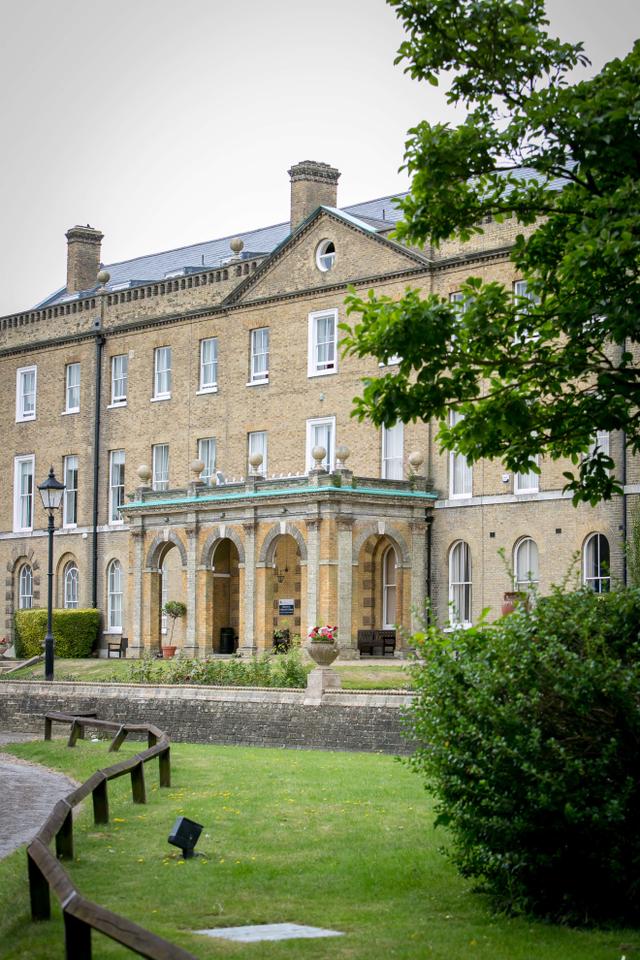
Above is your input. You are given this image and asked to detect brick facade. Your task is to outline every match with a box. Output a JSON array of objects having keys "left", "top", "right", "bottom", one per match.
[{"left": 0, "top": 162, "right": 633, "bottom": 654}]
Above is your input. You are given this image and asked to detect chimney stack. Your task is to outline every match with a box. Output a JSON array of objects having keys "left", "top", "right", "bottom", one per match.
[
  {"left": 65, "top": 224, "right": 104, "bottom": 294},
  {"left": 288, "top": 161, "right": 341, "bottom": 233}
]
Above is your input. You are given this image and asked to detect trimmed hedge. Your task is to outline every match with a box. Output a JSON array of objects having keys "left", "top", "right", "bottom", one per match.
[
  {"left": 407, "top": 587, "right": 640, "bottom": 925},
  {"left": 15, "top": 608, "right": 100, "bottom": 659}
]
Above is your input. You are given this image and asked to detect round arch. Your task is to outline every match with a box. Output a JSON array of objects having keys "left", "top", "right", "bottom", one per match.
[
  {"left": 352, "top": 522, "right": 411, "bottom": 566},
  {"left": 258, "top": 522, "right": 308, "bottom": 565},
  {"left": 200, "top": 526, "right": 245, "bottom": 567},
  {"left": 145, "top": 531, "right": 187, "bottom": 570}
]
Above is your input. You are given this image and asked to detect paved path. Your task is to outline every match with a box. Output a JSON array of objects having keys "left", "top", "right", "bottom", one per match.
[{"left": 0, "top": 732, "right": 76, "bottom": 860}]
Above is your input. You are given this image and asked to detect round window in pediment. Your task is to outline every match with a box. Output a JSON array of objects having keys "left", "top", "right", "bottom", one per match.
[{"left": 316, "top": 239, "right": 335, "bottom": 272}]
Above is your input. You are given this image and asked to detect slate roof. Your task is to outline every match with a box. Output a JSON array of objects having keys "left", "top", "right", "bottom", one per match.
[{"left": 36, "top": 192, "right": 408, "bottom": 309}]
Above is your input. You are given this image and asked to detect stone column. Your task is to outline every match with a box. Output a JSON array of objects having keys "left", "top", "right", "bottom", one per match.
[
  {"left": 183, "top": 522, "right": 199, "bottom": 658},
  {"left": 239, "top": 520, "right": 257, "bottom": 656},
  {"left": 409, "top": 520, "right": 428, "bottom": 635},
  {"left": 129, "top": 527, "right": 145, "bottom": 658},
  {"left": 305, "top": 517, "right": 321, "bottom": 634},
  {"left": 336, "top": 515, "right": 354, "bottom": 658}
]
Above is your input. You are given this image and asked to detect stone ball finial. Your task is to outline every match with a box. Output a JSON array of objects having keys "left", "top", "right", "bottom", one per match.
[
  {"left": 248, "top": 452, "right": 264, "bottom": 471},
  {"left": 230, "top": 237, "right": 244, "bottom": 255},
  {"left": 97, "top": 269, "right": 110, "bottom": 286},
  {"left": 311, "top": 446, "right": 326, "bottom": 467},
  {"left": 335, "top": 444, "right": 350, "bottom": 467},
  {"left": 408, "top": 451, "right": 425, "bottom": 471},
  {"left": 137, "top": 464, "right": 151, "bottom": 484},
  {"left": 190, "top": 459, "right": 205, "bottom": 480}
]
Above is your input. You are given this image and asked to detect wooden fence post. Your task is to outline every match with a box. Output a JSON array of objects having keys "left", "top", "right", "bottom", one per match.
[
  {"left": 108, "top": 725, "right": 127, "bottom": 752},
  {"left": 55, "top": 806, "right": 74, "bottom": 861},
  {"left": 44, "top": 716, "right": 52, "bottom": 741},
  {"left": 63, "top": 910, "right": 92, "bottom": 960},
  {"left": 92, "top": 779, "right": 109, "bottom": 825},
  {"left": 130, "top": 762, "right": 146, "bottom": 804},
  {"left": 67, "top": 720, "right": 81, "bottom": 748},
  {"left": 159, "top": 747, "right": 171, "bottom": 788},
  {"left": 27, "top": 850, "right": 50, "bottom": 921}
]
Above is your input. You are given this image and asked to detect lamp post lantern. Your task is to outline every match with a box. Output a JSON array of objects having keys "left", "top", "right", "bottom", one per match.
[{"left": 38, "top": 467, "right": 65, "bottom": 681}]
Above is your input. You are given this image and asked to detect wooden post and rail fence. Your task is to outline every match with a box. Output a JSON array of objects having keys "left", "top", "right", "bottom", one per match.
[{"left": 26, "top": 711, "right": 197, "bottom": 960}]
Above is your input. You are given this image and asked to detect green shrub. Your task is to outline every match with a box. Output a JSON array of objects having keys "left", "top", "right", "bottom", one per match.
[
  {"left": 407, "top": 588, "right": 640, "bottom": 925},
  {"left": 125, "top": 650, "right": 308, "bottom": 689},
  {"left": 14, "top": 608, "right": 100, "bottom": 659}
]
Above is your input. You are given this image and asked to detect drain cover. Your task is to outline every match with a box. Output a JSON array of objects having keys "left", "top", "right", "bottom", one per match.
[{"left": 194, "top": 923, "right": 344, "bottom": 942}]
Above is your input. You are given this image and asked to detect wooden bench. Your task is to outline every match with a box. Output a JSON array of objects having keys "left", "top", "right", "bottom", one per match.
[
  {"left": 106, "top": 636, "right": 128, "bottom": 659},
  {"left": 357, "top": 629, "right": 396, "bottom": 658}
]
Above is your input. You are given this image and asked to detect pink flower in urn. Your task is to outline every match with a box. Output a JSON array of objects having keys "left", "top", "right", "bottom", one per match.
[{"left": 308, "top": 625, "right": 337, "bottom": 643}]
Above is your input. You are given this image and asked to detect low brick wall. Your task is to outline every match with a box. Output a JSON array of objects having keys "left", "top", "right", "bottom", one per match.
[{"left": 0, "top": 681, "right": 415, "bottom": 755}]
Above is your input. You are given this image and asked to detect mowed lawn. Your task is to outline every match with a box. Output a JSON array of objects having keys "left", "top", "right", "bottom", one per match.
[
  {"left": 2, "top": 657, "right": 412, "bottom": 689},
  {"left": 1, "top": 740, "right": 636, "bottom": 960}
]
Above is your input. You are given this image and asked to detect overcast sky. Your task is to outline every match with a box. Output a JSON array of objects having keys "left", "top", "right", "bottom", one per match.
[{"left": 0, "top": 0, "right": 638, "bottom": 316}]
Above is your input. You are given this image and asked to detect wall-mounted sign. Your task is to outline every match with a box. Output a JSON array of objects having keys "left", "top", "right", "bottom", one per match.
[{"left": 278, "top": 599, "right": 295, "bottom": 616}]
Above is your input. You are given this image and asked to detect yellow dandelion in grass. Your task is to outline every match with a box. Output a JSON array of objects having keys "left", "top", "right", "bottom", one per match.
[
  {"left": 113, "top": 817, "right": 126, "bottom": 823},
  {"left": 219, "top": 858, "right": 225, "bottom": 864},
  {"left": 137, "top": 858, "right": 145, "bottom": 863}
]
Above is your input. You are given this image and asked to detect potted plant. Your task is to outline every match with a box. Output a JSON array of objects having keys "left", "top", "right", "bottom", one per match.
[
  {"left": 162, "top": 600, "right": 186, "bottom": 658},
  {"left": 306, "top": 624, "right": 339, "bottom": 666}
]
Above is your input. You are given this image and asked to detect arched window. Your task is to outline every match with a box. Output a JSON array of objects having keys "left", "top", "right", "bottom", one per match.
[
  {"left": 382, "top": 546, "right": 397, "bottom": 628},
  {"left": 18, "top": 564, "right": 33, "bottom": 609},
  {"left": 63, "top": 563, "right": 79, "bottom": 609},
  {"left": 514, "top": 538, "right": 539, "bottom": 593},
  {"left": 449, "top": 541, "right": 472, "bottom": 625},
  {"left": 107, "top": 560, "right": 123, "bottom": 630},
  {"left": 583, "top": 534, "right": 610, "bottom": 593}
]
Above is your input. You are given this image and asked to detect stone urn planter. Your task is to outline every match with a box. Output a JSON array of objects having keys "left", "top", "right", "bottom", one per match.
[{"left": 306, "top": 640, "right": 339, "bottom": 667}]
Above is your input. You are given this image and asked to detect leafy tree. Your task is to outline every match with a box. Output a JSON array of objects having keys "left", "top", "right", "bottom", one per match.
[{"left": 342, "top": 0, "right": 640, "bottom": 505}]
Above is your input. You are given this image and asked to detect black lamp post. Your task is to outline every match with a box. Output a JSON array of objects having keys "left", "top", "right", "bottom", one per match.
[{"left": 38, "top": 467, "right": 65, "bottom": 681}]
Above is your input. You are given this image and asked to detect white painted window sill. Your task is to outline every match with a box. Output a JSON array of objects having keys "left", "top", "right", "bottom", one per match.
[
  {"left": 150, "top": 395, "right": 171, "bottom": 403},
  {"left": 197, "top": 386, "right": 218, "bottom": 395},
  {"left": 108, "top": 401, "right": 127, "bottom": 409}
]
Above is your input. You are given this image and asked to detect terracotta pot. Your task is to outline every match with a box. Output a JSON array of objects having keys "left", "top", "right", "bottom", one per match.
[
  {"left": 306, "top": 640, "right": 339, "bottom": 667},
  {"left": 501, "top": 591, "right": 528, "bottom": 616},
  {"left": 161, "top": 645, "right": 177, "bottom": 659}
]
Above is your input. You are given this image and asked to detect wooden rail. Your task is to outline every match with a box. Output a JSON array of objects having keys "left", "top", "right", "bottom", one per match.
[{"left": 26, "top": 712, "right": 196, "bottom": 959}]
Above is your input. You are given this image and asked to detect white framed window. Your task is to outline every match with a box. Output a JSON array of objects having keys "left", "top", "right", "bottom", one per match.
[
  {"left": 198, "top": 438, "right": 216, "bottom": 485},
  {"left": 306, "top": 416, "right": 335, "bottom": 472},
  {"left": 308, "top": 309, "right": 337, "bottom": 377},
  {"left": 315, "top": 239, "right": 335, "bottom": 272},
  {"left": 381, "top": 422, "right": 404, "bottom": 480},
  {"left": 449, "top": 411, "right": 472, "bottom": 498},
  {"left": 514, "top": 537, "right": 539, "bottom": 593},
  {"left": 152, "top": 444, "right": 169, "bottom": 491},
  {"left": 588, "top": 430, "right": 610, "bottom": 460},
  {"left": 65, "top": 363, "right": 80, "bottom": 413},
  {"left": 583, "top": 533, "right": 610, "bottom": 594},
  {"left": 18, "top": 564, "right": 33, "bottom": 609},
  {"left": 382, "top": 546, "right": 397, "bottom": 627},
  {"left": 16, "top": 366, "right": 37, "bottom": 422},
  {"left": 513, "top": 279, "right": 540, "bottom": 343},
  {"left": 515, "top": 457, "right": 539, "bottom": 494},
  {"left": 64, "top": 562, "right": 79, "bottom": 609},
  {"left": 111, "top": 354, "right": 128, "bottom": 405},
  {"left": 153, "top": 346, "right": 172, "bottom": 399},
  {"left": 107, "top": 559, "right": 123, "bottom": 630},
  {"left": 109, "top": 450, "right": 125, "bottom": 524},
  {"left": 449, "top": 540, "right": 472, "bottom": 626},
  {"left": 199, "top": 338, "right": 218, "bottom": 392},
  {"left": 248, "top": 431, "right": 268, "bottom": 475},
  {"left": 14, "top": 455, "right": 34, "bottom": 532},
  {"left": 249, "top": 328, "right": 269, "bottom": 383},
  {"left": 63, "top": 455, "right": 78, "bottom": 527}
]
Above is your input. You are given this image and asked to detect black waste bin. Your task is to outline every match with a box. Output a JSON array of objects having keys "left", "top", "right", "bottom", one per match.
[{"left": 220, "top": 627, "right": 235, "bottom": 654}]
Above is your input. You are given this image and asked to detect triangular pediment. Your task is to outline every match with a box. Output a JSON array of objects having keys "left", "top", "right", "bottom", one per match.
[{"left": 224, "top": 207, "right": 429, "bottom": 305}]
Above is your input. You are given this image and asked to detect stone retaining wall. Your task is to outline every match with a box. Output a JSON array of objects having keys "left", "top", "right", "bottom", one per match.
[{"left": 0, "top": 681, "right": 415, "bottom": 755}]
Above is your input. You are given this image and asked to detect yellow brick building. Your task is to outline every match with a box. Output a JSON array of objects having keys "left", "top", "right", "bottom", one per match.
[{"left": 0, "top": 161, "right": 633, "bottom": 657}]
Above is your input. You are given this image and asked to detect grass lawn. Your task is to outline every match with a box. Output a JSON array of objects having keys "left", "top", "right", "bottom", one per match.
[
  {"left": 1, "top": 740, "right": 636, "bottom": 959},
  {"left": 2, "top": 657, "right": 413, "bottom": 690}
]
